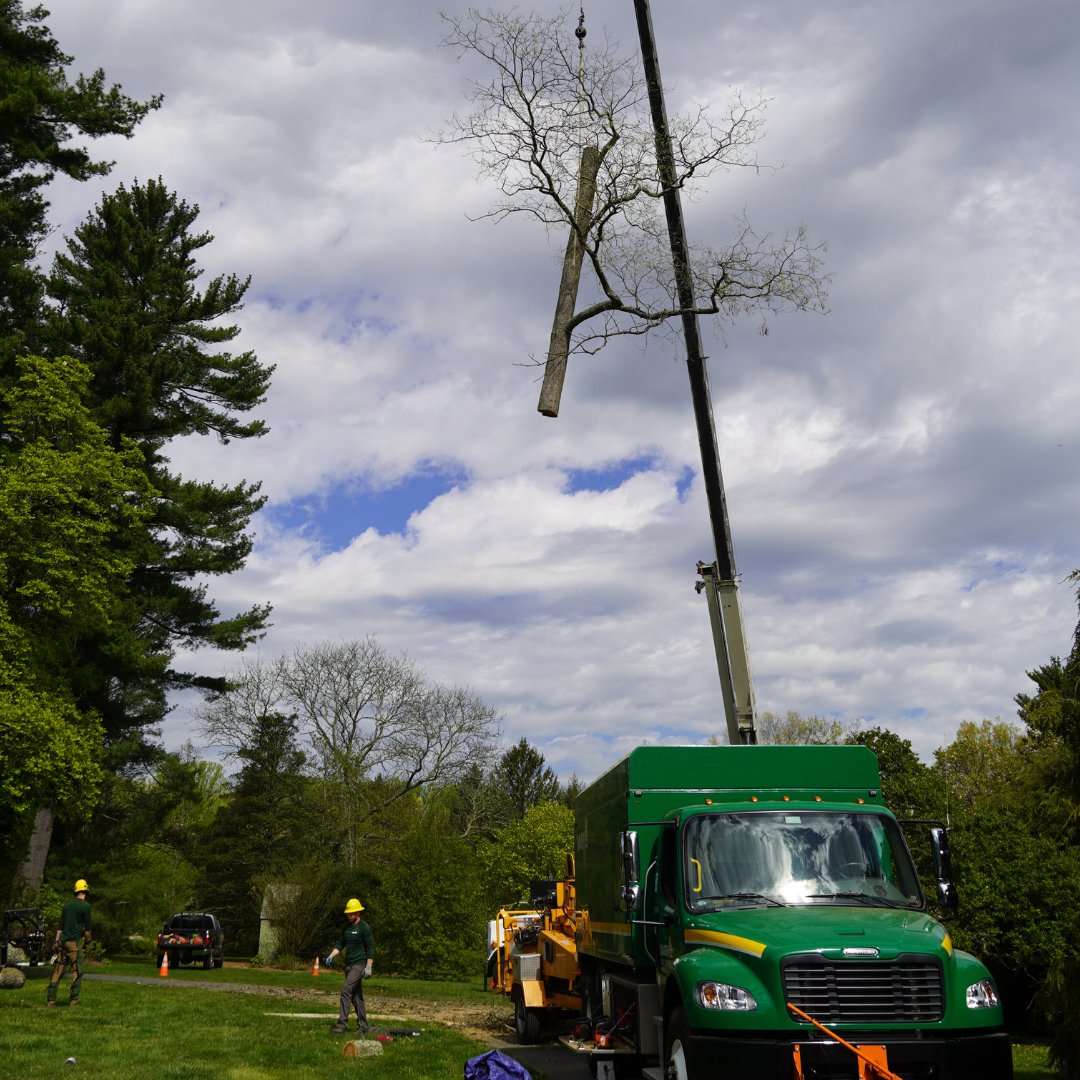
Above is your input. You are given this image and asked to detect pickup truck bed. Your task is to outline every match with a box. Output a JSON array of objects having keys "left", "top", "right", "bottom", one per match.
[{"left": 156, "top": 913, "right": 224, "bottom": 970}]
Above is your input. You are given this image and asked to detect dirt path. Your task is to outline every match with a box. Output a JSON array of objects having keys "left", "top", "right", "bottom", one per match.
[{"left": 84, "top": 973, "right": 514, "bottom": 1043}]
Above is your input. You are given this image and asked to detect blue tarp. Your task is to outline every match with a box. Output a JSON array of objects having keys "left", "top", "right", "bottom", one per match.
[{"left": 464, "top": 1048, "right": 533, "bottom": 1080}]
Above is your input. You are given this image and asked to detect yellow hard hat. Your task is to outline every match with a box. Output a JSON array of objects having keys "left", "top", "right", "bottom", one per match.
[
  {"left": 343, "top": 898, "right": 364, "bottom": 914},
  {"left": 73, "top": 879, "right": 89, "bottom": 893}
]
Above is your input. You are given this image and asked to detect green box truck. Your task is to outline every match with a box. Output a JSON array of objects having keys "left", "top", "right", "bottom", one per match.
[{"left": 572, "top": 744, "right": 1011, "bottom": 1080}]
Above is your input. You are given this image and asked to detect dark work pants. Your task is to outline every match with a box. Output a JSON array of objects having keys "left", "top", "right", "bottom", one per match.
[{"left": 337, "top": 964, "right": 368, "bottom": 1031}]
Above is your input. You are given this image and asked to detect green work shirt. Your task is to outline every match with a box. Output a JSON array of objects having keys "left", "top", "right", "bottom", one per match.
[
  {"left": 335, "top": 918, "right": 374, "bottom": 967},
  {"left": 59, "top": 897, "right": 92, "bottom": 943}
]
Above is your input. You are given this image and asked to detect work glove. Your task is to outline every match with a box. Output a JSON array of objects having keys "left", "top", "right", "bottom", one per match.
[
  {"left": 364, "top": 963, "right": 373, "bottom": 979},
  {"left": 324, "top": 955, "right": 334, "bottom": 967}
]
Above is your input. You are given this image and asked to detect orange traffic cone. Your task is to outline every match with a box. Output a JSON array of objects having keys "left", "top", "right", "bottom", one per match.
[
  {"left": 312, "top": 956, "right": 320, "bottom": 977},
  {"left": 159, "top": 952, "right": 169, "bottom": 978}
]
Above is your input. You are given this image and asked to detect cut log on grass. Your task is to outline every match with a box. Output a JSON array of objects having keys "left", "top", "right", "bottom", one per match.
[{"left": 342, "top": 1039, "right": 384, "bottom": 1058}]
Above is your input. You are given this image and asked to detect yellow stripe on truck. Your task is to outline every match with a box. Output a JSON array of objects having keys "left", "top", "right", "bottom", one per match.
[{"left": 684, "top": 928, "right": 767, "bottom": 958}]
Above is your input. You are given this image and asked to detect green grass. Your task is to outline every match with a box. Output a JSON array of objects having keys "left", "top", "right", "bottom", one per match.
[
  {"left": 0, "top": 972, "right": 491, "bottom": 1079},
  {"left": 3, "top": 963, "right": 1053, "bottom": 1079},
  {"left": 1013, "top": 1041, "right": 1053, "bottom": 1079},
  {"left": 96, "top": 956, "right": 489, "bottom": 1004}
]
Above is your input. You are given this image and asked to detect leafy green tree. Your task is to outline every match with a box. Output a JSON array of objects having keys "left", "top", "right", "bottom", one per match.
[
  {"left": 846, "top": 727, "right": 938, "bottom": 818},
  {"left": 1017, "top": 582, "right": 1080, "bottom": 819},
  {"left": 491, "top": 737, "right": 562, "bottom": 818},
  {"left": 477, "top": 800, "right": 575, "bottom": 911},
  {"left": 0, "top": 0, "right": 159, "bottom": 362},
  {"left": 1014, "top": 577, "right": 1080, "bottom": 1070},
  {"left": 375, "top": 790, "right": 486, "bottom": 978},
  {"left": 43, "top": 177, "right": 273, "bottom": 740},
  {"left": 0, "top": 353, "right": 154, "bottom": 876},
  {"left": 933, "top": 716, "right": 1080, "bottom": 1041}
]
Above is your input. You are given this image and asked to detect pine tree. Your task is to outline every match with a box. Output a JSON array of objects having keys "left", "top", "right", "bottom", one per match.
[
  {"left": 0, "top": 0, "right": 160, "bottom": 363},
  {"left": 492, "top": 738, "right": 563, "bottom": 818},
  {"left": 43, "top": 178, "right": 273, "bottom": 741}
]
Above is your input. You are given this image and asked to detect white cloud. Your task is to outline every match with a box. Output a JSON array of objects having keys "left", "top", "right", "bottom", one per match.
[{"left": 39, "top": 0, "right": 1080, "bottom": 781}]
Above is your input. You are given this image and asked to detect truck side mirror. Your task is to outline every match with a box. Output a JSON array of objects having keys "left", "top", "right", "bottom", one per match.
[
  {"left": 620, "top": 831, "right": 641, "bottom": 913},
  {"left": 929, "top": 826, "right": 959, "bottom": 916}
]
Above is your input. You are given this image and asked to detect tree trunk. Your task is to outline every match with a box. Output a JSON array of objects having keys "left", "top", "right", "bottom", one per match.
[
  {"left": 14, "top": 806, "right": 55, "bottom": 898},
  {"left": 538, "top": 145, "right": 600, "bottom": 418}
]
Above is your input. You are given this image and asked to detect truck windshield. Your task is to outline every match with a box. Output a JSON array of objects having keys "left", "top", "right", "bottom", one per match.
[{"left": 682, "top": 810, "right": 923, "bottom": 910}]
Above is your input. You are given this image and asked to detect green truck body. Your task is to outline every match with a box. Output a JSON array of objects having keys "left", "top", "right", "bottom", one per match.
[{"left": 573, "top": 744, "right": 1012, "bottom": 1079}]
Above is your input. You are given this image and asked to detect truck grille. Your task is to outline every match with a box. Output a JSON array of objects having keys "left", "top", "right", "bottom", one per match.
[{"left": 782, "top": 955, "right": 944, "bottom": 1024}]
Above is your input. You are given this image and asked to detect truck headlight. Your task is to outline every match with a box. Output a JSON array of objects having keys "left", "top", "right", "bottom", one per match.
[
  {"left": 966, "top": 979, "right": 999, "bottom": 1008},
  {"left": 697, "top": 982, "right": 757, "bottom": 1011}
]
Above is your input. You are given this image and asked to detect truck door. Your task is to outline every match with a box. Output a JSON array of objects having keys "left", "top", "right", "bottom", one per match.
[{"left": 655, "top": 824, "right": 683, "bottom": 976}]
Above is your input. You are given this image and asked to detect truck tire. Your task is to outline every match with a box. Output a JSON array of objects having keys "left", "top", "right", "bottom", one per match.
[
  {"left": 156, "top": 952, "right": 165, "bottom": 969},
  {"left": 202, "top": 952, "right": 212, "bottom": 970},
  {"left": 664, "top": 1008, "right": 696, "bottom": 1080},
  {"left": 514, "top": 996, "right": 543, "bottom": 1044}
]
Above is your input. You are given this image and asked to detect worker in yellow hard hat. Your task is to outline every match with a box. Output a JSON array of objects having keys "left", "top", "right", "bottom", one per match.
[
  {"left": 47, "top": 879, "right": 92, "bottom": 1008},
  {"left": 325, "top": 897, "right": 374, "bottom": 1034}
]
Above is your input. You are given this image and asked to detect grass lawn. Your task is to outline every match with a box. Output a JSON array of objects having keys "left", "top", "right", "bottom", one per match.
[
  {"left": 1, "top": 962, "right": 1053, "bottom": 1079},
  {"left": 0, "top": 968, "right": 492, "bottom": 1079},
  {"left": 96, "top": 955, "right": 489, "bottom": 1003},
  {"left": 1013, "top": 1042, "right": 1053, "bottom": 1079}
]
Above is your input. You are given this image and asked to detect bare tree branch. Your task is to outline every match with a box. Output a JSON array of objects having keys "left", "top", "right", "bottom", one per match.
[{"left": 435, "top": 7, "right": 829, "bottom": 384}]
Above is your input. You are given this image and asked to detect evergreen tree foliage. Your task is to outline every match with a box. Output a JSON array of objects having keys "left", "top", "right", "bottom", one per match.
[
  {"left": 42, "top": 178, "right": 273, "bottom": 740},
  {"left": 491, "top": 737, "right": 562, "bottom": 818},
  {"left": 0, "top": 0, "right": 160, "bottom": 361},
  {"left": 198, "top": 713, "right": 316, "bottom": 955}
]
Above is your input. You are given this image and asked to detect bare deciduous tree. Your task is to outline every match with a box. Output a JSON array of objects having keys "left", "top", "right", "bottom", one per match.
[
  {"left": 199, "top": 637, "right": 502, "bottom": 858},
  {"left": 437, "top": 6, "right": 828, "bottom": 408}
]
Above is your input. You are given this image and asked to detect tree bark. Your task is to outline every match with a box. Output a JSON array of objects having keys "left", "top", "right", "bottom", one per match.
[
  {"left": 538, "top": 144, "right": 600, "bottom": 418},
  {"left": 14, "top": 806, "right": 55, "bottom": 897}
]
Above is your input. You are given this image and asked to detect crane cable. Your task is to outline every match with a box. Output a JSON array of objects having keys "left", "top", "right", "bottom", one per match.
[{"left": 575, "top": 3, "right": 587, "bottom": 141}]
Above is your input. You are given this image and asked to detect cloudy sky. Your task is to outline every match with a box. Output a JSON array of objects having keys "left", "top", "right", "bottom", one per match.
[{"left": 40, "top": 0, "right": 1078, "bottom": 780}]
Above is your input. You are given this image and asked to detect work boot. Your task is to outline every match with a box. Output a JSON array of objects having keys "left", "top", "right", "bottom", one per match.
[
  {"left": 69, "top": 999, "right": 80, "bottom": 1007},
  {"left": 46, "top": 1001, "right": 57, "bottom": 1008},
  {"left": 332, "top": 1024, "right": 348, "bottom": 1034}
]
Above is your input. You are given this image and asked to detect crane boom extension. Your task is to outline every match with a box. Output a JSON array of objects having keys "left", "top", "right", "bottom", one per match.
[{"left": 633, "top": 0, "right": 757, "bottom": 744}]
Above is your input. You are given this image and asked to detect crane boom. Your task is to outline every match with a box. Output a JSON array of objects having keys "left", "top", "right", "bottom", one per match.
[{"left": 632, "top": 0, "right": 757, "bottom": 744}]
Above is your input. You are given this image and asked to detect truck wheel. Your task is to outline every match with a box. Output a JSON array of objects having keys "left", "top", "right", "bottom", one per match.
[
  {"left": 214, "top": 953, "right": 224, "bottom": 969},
  {"left": 156, "top": 952, "right": 164, "bottom": 969},
  {"left": 202, "top": 952, "right": 212, "bottom": 970},
  {"left": 514, "top": 997, "right": 543, "bottom": 1044},
  {"left": 664, "top": 1008, "right": 696, "bottom": 1080}
]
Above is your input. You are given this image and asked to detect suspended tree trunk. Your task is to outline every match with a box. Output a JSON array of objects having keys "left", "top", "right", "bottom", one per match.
[
  {"left": 538, "top": 144, "right": 600, "bottom": 418},
  {"left": 15, "top": 806, "right": 55, "bottom": 897}
]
